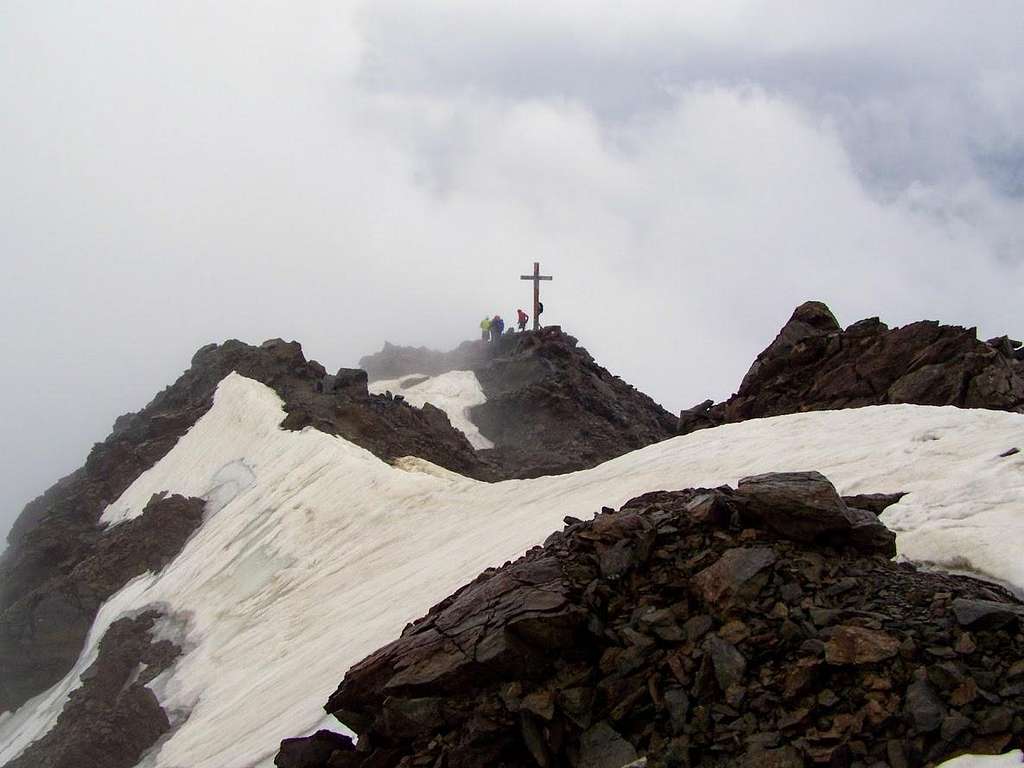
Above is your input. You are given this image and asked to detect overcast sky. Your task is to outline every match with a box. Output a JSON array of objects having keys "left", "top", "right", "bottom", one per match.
[{"left": 2, "top": 2, "right": 1023, "bottom": 545}]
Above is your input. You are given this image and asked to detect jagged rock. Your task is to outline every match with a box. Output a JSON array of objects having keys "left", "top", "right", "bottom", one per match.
[
  {"left": 679, "top": 399, "right": 717, "bottom": 434},
  {"left": 906, "top": 675, "right": 946, "bottom": 733},
  {"left": 380, "top": 697, "right": 446, "bottom": 739},
  {"left": 951, "top": 598, "right": 1024, "bottom": 629},
  {"left": 704, "top": 635, "right": 746, "bottom": 690},
  {"left": 824, "top": 625, "right": 900, "bottom": 665},
  {"left": 578, "top": 721, "right": 638, "bottom": 768},
  {"left": 276, "top": 731, "right": 356, "bottom": 768},
  {"left": 841, "top": 492, "right": 906, "bottom": 516},
  {"left": 691, "top": 547, "right": 776, "bottom": 605},
  {"left": 279, "top": 473, "right": 1024, "bottom": 768},
  {"left": 845, "top": 505, "right": 900, "bottom": 554},
  {"left": 326, "top": 552, "right": 583, "bottom": 719},
  {"left": 680, "top": 301, "right": 1024, "bottom": 434},
  {"left": 745, "top": 745, "right": 804, "bottom": 768}
]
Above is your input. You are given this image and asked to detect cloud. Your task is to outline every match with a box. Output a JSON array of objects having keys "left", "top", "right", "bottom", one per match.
[{"left": 2, "top": 2, "right": 1023, "bottom": 543}]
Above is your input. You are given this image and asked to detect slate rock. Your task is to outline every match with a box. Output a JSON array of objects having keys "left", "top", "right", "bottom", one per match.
[
  {"left": 736, "top": 472, "right": 852, "bottom": 543},
  {"left": 906, "top": 677, "right": 945, "bottom": 733},
  {"left": 704, "top": 635, "right": 747, "bottom": 691},
  {"left": 276, "top": 731, "right": 355, "bottom": 768},
  {"left": 691, "top": 547, "right": 777, "bottom": 605},
  {"left": 578, "top": 721, "right": 638, "bottom": 768},
  {"left": 951, "top": 598, "right": 1024, "bottom": 629},
  {"left": 825, "top": 626, "right": 900, "bottom": 665}
]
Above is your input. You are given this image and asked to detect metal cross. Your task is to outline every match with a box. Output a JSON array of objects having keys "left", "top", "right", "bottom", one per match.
[{"left": 520, "top": 262, "right": 553, "bottom": 331}]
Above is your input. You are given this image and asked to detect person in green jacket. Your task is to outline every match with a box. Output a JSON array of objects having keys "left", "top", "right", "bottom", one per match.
[{"left": 480, "top": 316, "right": 492, "bottom": 341}]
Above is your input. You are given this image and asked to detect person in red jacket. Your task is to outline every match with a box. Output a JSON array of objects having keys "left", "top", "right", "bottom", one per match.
[{"left": 516, "top": 308, "right": 529, "bottom": 332}]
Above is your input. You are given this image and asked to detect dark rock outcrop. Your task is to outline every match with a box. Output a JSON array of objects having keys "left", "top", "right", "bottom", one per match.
[
  {"left": 277, "top": 473, "right": 1024, "bottom": 768},
  {"left": 0, "top": 494, "right": 203, "bottom": 716},
  {"left": 680, "top": 301, "right": 1024, "bottom": 434},
  {"left": 276, "top": 730, "right": 356, "bottom": 768},
  {"left": 363, "top": 328, "right": 678, "bottom": 478},
  {"left": 6, "top": 609, "right": 182, "bottom": 768},
  {"left": 1, "top": 338, "right": 492, "bottom": 715},
  {"left": 472, "top": 329, "right": 678, "bottom": 478}
]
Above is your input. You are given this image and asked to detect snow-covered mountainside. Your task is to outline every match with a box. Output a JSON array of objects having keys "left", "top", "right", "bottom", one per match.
[
  {"left": 2, "top": 373, "right": 1023, "bottom": 767},
  {"left": 368, "top": 371, "right": 494, "bottom": 450}
]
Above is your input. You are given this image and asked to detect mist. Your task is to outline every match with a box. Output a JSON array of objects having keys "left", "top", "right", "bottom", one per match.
[{"left": 3, "top": 1, "right": 1023, "bottom": 545}]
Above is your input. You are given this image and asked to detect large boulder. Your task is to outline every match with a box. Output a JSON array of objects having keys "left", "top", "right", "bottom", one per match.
[{"left": 736, "top": 471, "right": 896, "bottom": 555}]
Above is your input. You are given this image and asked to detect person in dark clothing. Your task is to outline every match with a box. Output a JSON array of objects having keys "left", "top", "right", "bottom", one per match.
[
  {"left": 490, "top": 315, "right": 505, "bottom": 340},
  {"left": 536, "top": 301, "right": 544, "bottom": 326},
  {"left": 516, "top": 308, "right": 528, "bottom": 331}
]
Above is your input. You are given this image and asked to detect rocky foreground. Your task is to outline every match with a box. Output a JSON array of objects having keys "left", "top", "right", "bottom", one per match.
[
  {"left": 680, "top": 302, "right": 1024, "bottom": 433},
  {"left": 277, "top": 473, "right": 1024, "bottom": 768}
]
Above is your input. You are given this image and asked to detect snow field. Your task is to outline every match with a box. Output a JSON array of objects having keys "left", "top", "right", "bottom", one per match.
[
  {"left": 938, "top": 752, "right": 1023, "bottom": 767},
  {"left": 368, "top": 370, "right": 494, "bottom": 449},
  {"left": 2, "top": 373, "right": 1024, "bottom": 767}
]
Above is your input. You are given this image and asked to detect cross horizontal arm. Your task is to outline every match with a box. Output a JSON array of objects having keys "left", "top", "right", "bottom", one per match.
[{"left": 520, "top": 275, "right": 553, "bottom": 281}]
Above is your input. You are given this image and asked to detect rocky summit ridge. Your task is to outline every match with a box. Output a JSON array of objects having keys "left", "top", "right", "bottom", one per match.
[
  {"left": 362, "top": 327, "right": 679, "bottom": 478},
  {"left": 680, "top": 302, "right": 1024, "bottom": 434}
]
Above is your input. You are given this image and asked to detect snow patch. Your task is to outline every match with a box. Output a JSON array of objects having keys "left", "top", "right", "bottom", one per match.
[
  {"left": 369, "top": 371, "right": 494, "bottom": 449},
  {"left": 937, "top": 751, "right": 1024, "bottom": 767},
  {"left": 4, "top": 373, "right": 1024, "bottom": 767}
]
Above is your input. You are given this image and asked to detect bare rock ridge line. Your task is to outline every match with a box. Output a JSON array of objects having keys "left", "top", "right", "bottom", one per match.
[
  {"left": 0, "top": 338, "right": 492, "bottom": 715},
  {"left": 362, "top": 327, "right": 679, "bottom": 478},
  {"left": 680, "top": 301, "right": 1024, "bottom": 434},
  {"left": 276, "top": 472, "right": 1024, "bottom": 768}
]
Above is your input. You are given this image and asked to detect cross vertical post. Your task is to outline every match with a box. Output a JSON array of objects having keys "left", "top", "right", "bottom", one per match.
[{"left": 520, "top": 262, "right": 553, "bottom": 331}]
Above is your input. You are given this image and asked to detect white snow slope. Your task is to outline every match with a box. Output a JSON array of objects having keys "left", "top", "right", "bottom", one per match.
[
  {"left": 368, "top": 371, "right": 494, "bottom": 449},
  {"left": 2, "top": 372, "right": 1023, "bottom": 768}
]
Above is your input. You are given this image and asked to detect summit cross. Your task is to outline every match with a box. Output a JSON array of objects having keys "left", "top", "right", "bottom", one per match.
[{"left": 520, "top": 262, "right": 553, "bottom": 331}]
